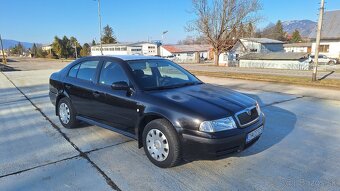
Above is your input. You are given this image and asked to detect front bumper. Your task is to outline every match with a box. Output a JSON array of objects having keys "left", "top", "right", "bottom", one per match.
[{"left": 181, "top": 113, "right": 265, "bottom": 159}]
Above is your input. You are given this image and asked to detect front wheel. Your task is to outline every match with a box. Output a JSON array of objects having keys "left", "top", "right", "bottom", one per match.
[{"left": 142, "top": 119, "right": 182, "bottom": 168}]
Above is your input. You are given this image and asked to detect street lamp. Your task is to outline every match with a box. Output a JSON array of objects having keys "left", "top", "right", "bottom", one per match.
[
  {"left": 162, "top": 30, "right": 168, "bottom": 44},
  {"left": 95, "top": 0, "right": 103, "bottom": 55}
]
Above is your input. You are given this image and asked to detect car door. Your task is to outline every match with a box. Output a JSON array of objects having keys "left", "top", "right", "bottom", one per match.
[
  {"left": 92, "top": 60, "right": 138, "bottom": 134},
  {"left": 63, "top": 59, "right": 101, "bottom": 118}
]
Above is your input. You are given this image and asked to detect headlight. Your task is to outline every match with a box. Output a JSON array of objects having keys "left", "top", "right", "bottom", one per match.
[
  {"left": 199, "top": 117, "right": 237, "bottom": 132},
  {"left": 256, "top": 102, "right": 261, "bottom": 114}
]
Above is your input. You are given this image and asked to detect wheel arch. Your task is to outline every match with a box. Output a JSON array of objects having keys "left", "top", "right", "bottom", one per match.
[
  {"left": 137, "top": 112, "right": 181, "bottom": 148},
  {"left": 55, "top": 91, "right": 71, "bottom": 116}
]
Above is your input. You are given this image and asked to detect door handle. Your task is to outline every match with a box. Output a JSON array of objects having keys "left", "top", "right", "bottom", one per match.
[
  {"left": 93, "top": 91, "right": 100, "bottom": 97},
  {"left": 65, "top": 84, "right": 71, "bottom": 89}
]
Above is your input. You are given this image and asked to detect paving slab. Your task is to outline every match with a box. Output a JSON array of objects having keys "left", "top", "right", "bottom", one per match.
[
  {"left": 0, "top": 97, "right": 78, "bottom": 176},
  {"left": 4, "top": 70, "right": 131, "bottom": 153},
  {"left": 0, "top": 157, "right": 112, "bottom": 191},
  {"left": 88, "top": 99, "right": 340, "bottom": 191}
]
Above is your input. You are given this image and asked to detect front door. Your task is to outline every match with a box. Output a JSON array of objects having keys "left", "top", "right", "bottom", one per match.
[{"left": 93, "top": 60, "right": 138, "bottom": 134}]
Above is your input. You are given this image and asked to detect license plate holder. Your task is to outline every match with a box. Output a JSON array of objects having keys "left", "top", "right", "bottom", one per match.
[{"left": 246, "top": 126, "right": 263, "bottom": 143}]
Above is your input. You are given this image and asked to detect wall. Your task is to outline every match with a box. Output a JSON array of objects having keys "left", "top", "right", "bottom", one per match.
[
  {"left": 311, "top": 41, "right": 340, "bottom": 59},
  {"left": 284, "top": 47, "right": 309, "bottom": 53},
  {"left": 239, "top": 59, "right": 310, "bottom": 70},
  {"left": 159, "top": 47, "right": 173, "bottom": 57}
]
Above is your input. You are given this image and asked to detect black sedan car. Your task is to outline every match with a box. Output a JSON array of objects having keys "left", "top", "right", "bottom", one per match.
[{"left": 49, "top": 55, "right": 265, "bottom": 168}]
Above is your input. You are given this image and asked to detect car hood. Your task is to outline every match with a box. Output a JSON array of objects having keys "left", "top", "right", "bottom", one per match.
[{"left": 148, "top": 83, "right": 256, "bottom": 120}]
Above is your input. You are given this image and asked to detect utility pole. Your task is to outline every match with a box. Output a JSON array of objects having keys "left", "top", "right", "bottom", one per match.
[
  {"left": 312, "top": 0, "right": 325, "bottom": 81},
  {"left": 74, "top": 45, "right": 78, "bottom": 59},
  {"left": 97, "top": 0, "right": 103, "bottom": 55},
  {"left": 0, "top": 34, "right": 6, "bottom": 64}
]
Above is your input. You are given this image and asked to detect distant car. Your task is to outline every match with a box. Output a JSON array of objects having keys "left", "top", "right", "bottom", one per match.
[
  {"left": 49, "top": 55, "right": 265, "bottom": 168},
  {"left": 309, "top": 55, "right": 337, "bottom": 65}
]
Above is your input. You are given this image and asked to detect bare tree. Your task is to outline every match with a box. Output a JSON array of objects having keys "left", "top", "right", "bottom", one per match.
[{"left": 187, "top": 0, "right": 261, "bottom": 65}]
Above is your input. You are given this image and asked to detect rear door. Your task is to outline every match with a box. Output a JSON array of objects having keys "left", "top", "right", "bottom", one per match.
[
  {"left": 92, "top": 60, "right": 138, "bottom": 134},
  {"left": 63, "top": 58, "right": 101, "bottom": 117}
]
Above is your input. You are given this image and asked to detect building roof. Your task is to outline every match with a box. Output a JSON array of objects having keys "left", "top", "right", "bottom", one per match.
[
  {"left": 241, "top": 38, "right": 284, "bottom": 44},
  {"left": 309, "top": 10, "right": 340, "bottom": 40},
  {"left": 161, "top": 44, "right": 212, "bottom": 53},
  {"left": 91, "top": 42, "right": 158, "bottom": 48},
  {"left": 283, "top": 43, "right": 312, "bottom": 47},
  {"left": 240, "top": 52, "right": 309, "bottom": 60},
  {"left": 97, "top": 55, "right": 162, "bottom": 61}
]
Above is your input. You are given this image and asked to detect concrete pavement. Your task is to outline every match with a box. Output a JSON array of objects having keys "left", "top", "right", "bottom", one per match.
[{"left": 1, "top": 69, "right": 340, "bottom": 191}]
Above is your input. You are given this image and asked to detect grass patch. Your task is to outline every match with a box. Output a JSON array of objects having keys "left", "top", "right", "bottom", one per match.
[{"left": 190, "top": 70, "right": 340, "bottom": 89}]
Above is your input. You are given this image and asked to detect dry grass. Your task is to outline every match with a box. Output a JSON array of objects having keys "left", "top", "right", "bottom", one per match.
[{"left": 190, "top": 70, "right": 340, "bottom": 89}]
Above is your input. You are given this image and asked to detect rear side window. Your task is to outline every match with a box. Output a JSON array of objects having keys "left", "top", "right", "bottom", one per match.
[
  {"left": 99, "top": 62, "right": 129, "bottom": 85},
  {"left": 77, "top": 61, "right": 100, "bottom": 81},
  {"left": 68, "top": 64, "right": 80, "bottom": 78}
]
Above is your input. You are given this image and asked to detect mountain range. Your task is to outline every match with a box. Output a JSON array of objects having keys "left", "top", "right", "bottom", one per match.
[
  {"left": 282, "top": 20, "right": 317, "bottom": 37},
  {"left": 1, "top": 39, "right": 37, "bottom": 49}
]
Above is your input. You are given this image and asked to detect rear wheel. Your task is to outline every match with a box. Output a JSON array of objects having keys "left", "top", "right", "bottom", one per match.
[
  {"left": 58, "top": 98, "right": 78, "bottom": 128},
  {"left": 328, "top": 61, "right": 335, "bottom": 65},
  {"left": 142, "top": 119, "right": 182, "bottom": 168}
]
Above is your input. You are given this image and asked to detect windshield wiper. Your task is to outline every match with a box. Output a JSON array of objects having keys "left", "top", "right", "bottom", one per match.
[{"left": 144, "top": 81, "right": 203, "bottom": 91}]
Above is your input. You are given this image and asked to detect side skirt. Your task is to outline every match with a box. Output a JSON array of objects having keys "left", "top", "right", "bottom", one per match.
[{"left": 76, "top": 116, "right": 137, "bottom": 140}]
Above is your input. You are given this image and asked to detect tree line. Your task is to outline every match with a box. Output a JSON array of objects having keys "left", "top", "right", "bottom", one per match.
[
  {"left": 8, "top": 24, "right": 117, "bottom": 59},
  {"left": 256, "top": 20, "right": 303, "bottom": 43}
]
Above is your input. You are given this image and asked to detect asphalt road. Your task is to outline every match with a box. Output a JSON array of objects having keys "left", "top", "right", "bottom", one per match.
[{"left": 0, "top": 59, "right": 340, "bottom": 190}]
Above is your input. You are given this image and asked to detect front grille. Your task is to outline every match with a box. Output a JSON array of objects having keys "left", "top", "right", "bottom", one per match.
[{"left": 236, "top": 107, "right": 259, "bottom": 127}]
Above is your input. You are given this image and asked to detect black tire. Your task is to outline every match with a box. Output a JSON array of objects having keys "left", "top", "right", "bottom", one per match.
[
  {"left": 142, "top": 119, "right": 182, "bottom": 168},
  {"left": 328, "top": 61, "right": 335, "bottom": 65},
  {"left": 57, "top": 97, "right": 78, "bottom": 129}
]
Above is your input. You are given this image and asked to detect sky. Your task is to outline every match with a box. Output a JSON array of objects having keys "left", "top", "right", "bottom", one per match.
[{"left": 1, "top": 0, "right": 340, "bottom": 44}]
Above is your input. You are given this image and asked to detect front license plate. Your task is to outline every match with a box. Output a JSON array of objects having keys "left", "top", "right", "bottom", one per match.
[{"left": 246, "top": 126, "right": 263, "bottom": 143}]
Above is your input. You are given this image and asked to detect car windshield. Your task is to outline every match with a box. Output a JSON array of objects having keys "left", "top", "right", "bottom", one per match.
[{"left": 127, "top": 59, "right": 202, "bottom": 90}]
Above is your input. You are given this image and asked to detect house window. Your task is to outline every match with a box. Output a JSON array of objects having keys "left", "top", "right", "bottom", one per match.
[
  {"left": 319, "top": 45, "right": 329, "bottom": 53},
  {"left": 250, "top": 49, "right": 258, "bottom": 52},
  {"left": 115, "top": 47, "right": 121, "bottom": 51},
  {"left": 121, "top": 47, "right": 127, "bottom": 51},
  {"left": 148, "top": 46, "right": 155, "bottom": 49},
  {"left": 187, "top": 53, "right": 193, "bottom": 56}
]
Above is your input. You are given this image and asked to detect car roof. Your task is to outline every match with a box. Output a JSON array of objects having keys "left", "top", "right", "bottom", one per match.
[{"left": 97, "top": 55, "right": 163, "bottom": 61}]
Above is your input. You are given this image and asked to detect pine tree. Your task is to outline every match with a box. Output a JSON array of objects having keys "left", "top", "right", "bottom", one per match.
[
  {"left": 290, "top": 29, "right": 302, "bottom": 43},
  {"left": 247, "top": 23, "right": 255, "bottom": 37},
  {"left": 92, "top": 39, "right": 96, "bottom": 46},
  {"left": 273, "top": 20, "right": 286, "bottom": 41},
  {"left": 101, "top": 25, "right": 117, "bottom": 44},
  {"left": 32, "top": 43, "right": 37, "bottom": 57}
]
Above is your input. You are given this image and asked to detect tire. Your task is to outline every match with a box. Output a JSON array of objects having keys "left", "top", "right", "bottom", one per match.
[
  {"left": 328, "top": 61, "right": 335, "bottom": 65},
  {"left": 58, "top": 97, "right": 78, "bottom": 129},
  {"left": 142, "top": 119, "right": 182, "bottom": 168}
]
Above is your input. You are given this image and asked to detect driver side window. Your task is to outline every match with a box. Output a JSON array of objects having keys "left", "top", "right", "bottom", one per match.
[
  {"left": 158, "top": 65, "right": 189, "bottom": 80},
  {"left": 99, "top": 62, "right": 129, "bottom": 86}
]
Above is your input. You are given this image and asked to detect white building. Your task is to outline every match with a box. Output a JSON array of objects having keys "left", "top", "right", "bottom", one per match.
[
  {"left": 160, "top": 44, "right": 212, "bottom": 63},
  {"left": 284, "top": 43, "right": 312, "bottom": 53},
  {"left": 42, "top": 44, "right": 52, "bottom": 52},
  {"left": 91, "top": 42, "right": 159, "bottom": 56},
  {"left": 309, "top": 10, "right": 340, "bottom": 59},
  {"left": 218, "top": 38, "right": 284, "bottom": 66}
]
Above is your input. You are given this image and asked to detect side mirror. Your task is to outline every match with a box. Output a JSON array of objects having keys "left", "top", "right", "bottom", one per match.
[{"left": 111, "top": 81, "right": 129, "bottom": 91}]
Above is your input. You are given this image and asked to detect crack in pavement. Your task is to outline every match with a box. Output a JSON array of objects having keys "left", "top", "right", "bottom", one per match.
[{"left": 1, "top": 72, "right": 121, "bottom": 191}]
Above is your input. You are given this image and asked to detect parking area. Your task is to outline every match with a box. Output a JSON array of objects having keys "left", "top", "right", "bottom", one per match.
[{"left": 1, "top": 59, "right": 340, "bottom": 190}]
